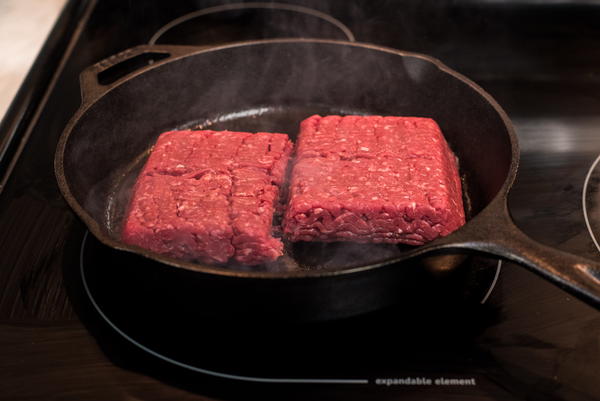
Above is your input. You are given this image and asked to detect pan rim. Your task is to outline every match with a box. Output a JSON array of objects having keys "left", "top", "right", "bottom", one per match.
[{"left": 54, "top": 38, "right": 519, "bottom": 279}]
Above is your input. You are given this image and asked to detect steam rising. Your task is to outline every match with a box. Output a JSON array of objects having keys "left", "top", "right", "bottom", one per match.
[
  {"left": 72, "top": 3, "right": 465, "bottom": 273},
  {"left": 106, "top": 105, "right": 406, "bottom": 273}
]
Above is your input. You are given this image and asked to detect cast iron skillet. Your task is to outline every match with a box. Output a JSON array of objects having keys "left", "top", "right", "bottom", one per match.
[{"left": 55, "top": 39, "right": 600, "bottom": 320}]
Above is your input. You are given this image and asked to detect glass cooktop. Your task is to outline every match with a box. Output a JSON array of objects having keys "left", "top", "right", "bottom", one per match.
[{"left": 1, "top": 1, "right": 599, "bottom": 400}]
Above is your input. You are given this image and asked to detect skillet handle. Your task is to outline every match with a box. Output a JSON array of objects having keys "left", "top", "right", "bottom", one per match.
[
  {"left": 439, "top": 199, "right": 600, "bottom": 308},
  {"left": 79, "top": 45, "right": 200, "bottom": 104}
]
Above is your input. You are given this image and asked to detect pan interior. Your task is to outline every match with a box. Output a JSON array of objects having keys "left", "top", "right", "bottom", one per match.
[
  {"left": 106, "top": 105, "right": 415, "bottom": 272},
  {"left": 61, "top": 41, "right": 513, "bottom": 273}
]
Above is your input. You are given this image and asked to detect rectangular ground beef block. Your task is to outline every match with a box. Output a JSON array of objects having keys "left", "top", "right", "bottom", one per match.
[
  {"left": 122, "top": 130, "right": 293, "bottom": 265},
  {"left": 283, "top": 115, "right": 465, "bottom": 245}
]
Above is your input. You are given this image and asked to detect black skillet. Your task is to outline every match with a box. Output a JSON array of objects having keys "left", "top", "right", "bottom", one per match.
[{"left": 55, "top": 39, "right": 600, "bottom": 321}]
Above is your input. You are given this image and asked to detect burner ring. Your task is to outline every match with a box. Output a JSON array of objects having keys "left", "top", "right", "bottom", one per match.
[
  {"left": 149, "top": 2, "right": 356, "bottom": 45},
  {"left": 480, "top": 260, "right": 501, "bottom": 304},
  {"left": 79, "top": 231, "right": 501, "bottom": 382},
  {"left": 582, "top": 153, "right": 600, "bottom": 254}
]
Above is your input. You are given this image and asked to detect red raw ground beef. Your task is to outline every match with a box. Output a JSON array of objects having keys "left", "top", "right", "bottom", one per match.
[
  {"left": 122, "top": 130, "right": 293, "bottom": 265},
  {"left": 283, "top": 115, "right": 465, "bottom": 245}
]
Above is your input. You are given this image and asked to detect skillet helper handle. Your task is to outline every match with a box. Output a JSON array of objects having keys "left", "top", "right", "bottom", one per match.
[
  {"left": 445, "top": 201, "right": 600, "bottom": 308},
  {"left": 79, "top": 45, "right": 200, "bottom": 104}
]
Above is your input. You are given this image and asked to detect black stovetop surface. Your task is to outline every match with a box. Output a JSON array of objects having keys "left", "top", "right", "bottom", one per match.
[{"left": 1, "top": 1, "right": 600, "bottom": 400}]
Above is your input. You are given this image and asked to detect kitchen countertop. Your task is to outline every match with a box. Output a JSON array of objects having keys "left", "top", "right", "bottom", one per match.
[{"left": 0, "top": 0, "right": 67, "bottom": 122}]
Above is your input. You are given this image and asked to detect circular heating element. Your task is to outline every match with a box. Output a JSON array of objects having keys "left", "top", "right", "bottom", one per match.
[
  {"left": 149, "top": 2, "right": 355, "bottom": 46},
  {"left": 79, "top": 230, "right": 502, "bottom": 382},
  {"left": 582, "top": 154, "right": 600, "bottom": 255}
]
